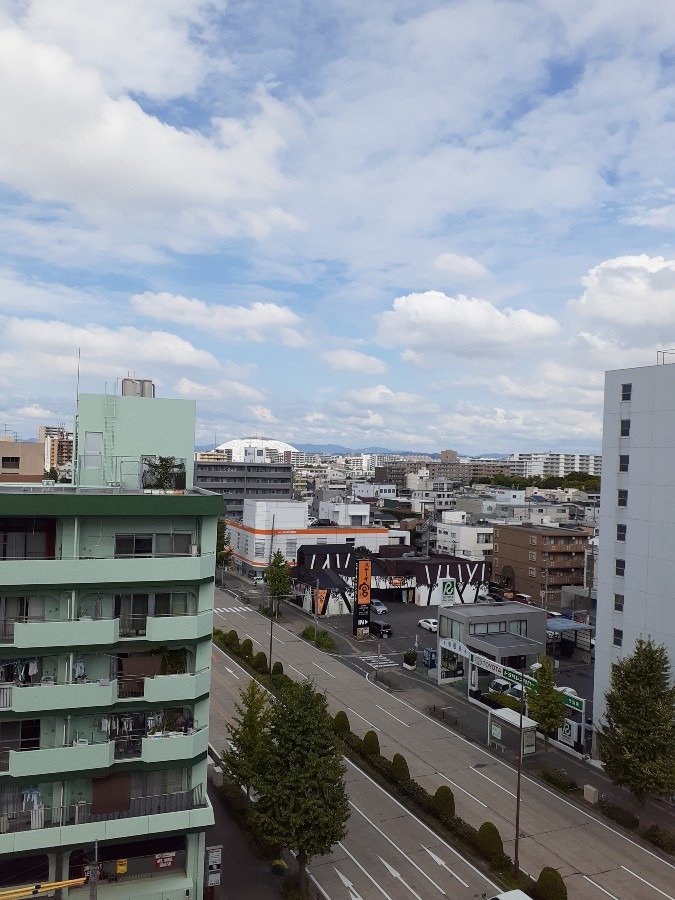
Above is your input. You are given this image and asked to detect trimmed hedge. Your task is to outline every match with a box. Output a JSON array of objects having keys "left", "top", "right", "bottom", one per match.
[
  {"left": 598, "top": 796, "right": 639, "bottom": 830},
  {"left": 537, "top": 768, "right": 578, "bottom": 793},
  {"left": 252, "top": 651, "right": 268, "bottom": 673},
  {"left": 272, "top": 661, "right": 284, "bottom": 676},
  {"left": 240, "top": 638, "right": 253, "bottom": 660},
  {"left": 476, "top": 821, "right": 504, "bottom": 865},
  {"left": 390, "top": 753, "right": 410, "bottom": 784},
  {"left": 333, "top": 710, "right": 351, "bottom": 736},
  {"left": 433, "top": 785, "right": 455, "bottom": 822},
  {"left": 643, "top": 824, "right": 675, "bottom": 854},
  {"left": 362, "top": 730, "right": 380, "bottom": 757},
  {"left": 300, "top": 625, "right": 337, "bottom": 653},
  {"left": 535, "top": 866, "right": 567, "bottom": 900}
]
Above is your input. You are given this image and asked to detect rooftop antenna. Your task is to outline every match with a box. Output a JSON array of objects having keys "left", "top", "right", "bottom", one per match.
[{"left": 76, "top": 347, "right": 81, "bottom": 402}]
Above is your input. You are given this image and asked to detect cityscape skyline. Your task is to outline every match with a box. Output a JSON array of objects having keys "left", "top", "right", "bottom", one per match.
[{"left": 2, "top": 2, "right": 675, "bottom": 452}]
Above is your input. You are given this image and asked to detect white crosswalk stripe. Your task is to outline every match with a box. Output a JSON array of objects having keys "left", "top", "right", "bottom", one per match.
[
  {"left": 359, "top": 655, "right": 399, "bottom": 670},
  {"left": 214, "top": 606, "right": 250, "bottom": 613}
]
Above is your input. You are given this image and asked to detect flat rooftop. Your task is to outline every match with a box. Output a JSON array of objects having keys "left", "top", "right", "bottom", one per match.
[{"left": 439, "top": 601, "right": 547, "bottom": 620}]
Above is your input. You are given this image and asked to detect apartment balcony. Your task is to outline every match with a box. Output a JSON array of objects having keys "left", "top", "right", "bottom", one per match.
[
  {"left": 12, "top": 617, "right": 119, "bottom": 650},
  {"left": 2, "top": 739, "right": 115, "bottom": 778},
  {"left": 0, "top": 680, "right": 117, "bottom": 714},
  {"left": 0, "top": 552, "right": 215, "bottom": 589},
  {"left": 0, "top": 787, "right": 211, "bottom": 855},
  {"left": 142, "top": 669, "right": 210, "bottom": 704},
  {"left": 113, "top": 726, "right": 208, "bottom": 764}
]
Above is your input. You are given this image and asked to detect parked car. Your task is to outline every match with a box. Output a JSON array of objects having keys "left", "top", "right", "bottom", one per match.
[
  {"left": 369, "top": 620, "right": 392, "bottom": 638},
  {"left": 418, "top": 618, "right": 438, "bottom": 632},
  {"left": 489, "top": 678, "right": 512, "bottom": 694},
  {"left": 507, "top": 683, "right": 526, "bottom": 701},
  {"left": 556, "top": 685, "right": 578, "bottom": 697},
  {"left": 370, "top": 599, "right": 388, "bottom": 615}
]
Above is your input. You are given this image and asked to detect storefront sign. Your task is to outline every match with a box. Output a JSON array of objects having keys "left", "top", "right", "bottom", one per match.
[
  {"left": 440, "top": 637, "right": 470, "bottom": 658},
  {"left": 116, "top": 859, "right": 127, "bottom": 875},
  {"left": 471, "top": 653, "right": 503, "bottom": 677},
  {"left": 155, "top": 852, "right": 177, "bottom": 870},
  {"left": 206, "top": 845, "right": 222, "bottom": 887},
  {"left": 353, "top": 559, "right": 372, "bottom": 637}
]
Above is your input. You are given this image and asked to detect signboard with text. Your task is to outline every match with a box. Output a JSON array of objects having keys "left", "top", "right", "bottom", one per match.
[
  {"left": 353, "top": 558, "right": 372, "bottom": 637},
  {"left": 440, "top": 578, "right": 456, "bottom": 601},
  {"left": 206, "top": 845, "right": 222, "bottom": 887},
  {"left": 155, "top": 852, "right": 176, "bottom": 870}
]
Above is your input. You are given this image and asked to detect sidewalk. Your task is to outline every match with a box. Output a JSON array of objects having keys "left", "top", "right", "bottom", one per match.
[{"left": 205, "top": 782, "right": 281, "bottom": 900}]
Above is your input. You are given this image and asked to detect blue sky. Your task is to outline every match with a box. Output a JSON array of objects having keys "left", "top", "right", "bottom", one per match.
[{"left": 1, "top": 0, "right": 675, "bottom": 453}]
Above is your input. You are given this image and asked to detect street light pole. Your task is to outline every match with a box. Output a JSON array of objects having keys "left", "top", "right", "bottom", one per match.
[
  {"left": 513, "top": 667, "right": 525, "bottom": 880},
  {"left": 313, "top": 578, "right": 319, "bottom": 642},
  {"left": 268, "top": 594, "right": 276, "bottom": 674}
]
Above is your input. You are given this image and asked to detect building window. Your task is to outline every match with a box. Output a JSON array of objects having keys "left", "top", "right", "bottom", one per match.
[
  {"left": 528, "top": 567, "right": 536, "bottom": 577},
  {"left": 494, "top": 528, "right": 499, "bottom": 538},
  {"left": 615, "top": 559, "right": 625, "bottom": 577},
  {"left": 617, "top": 489, "right": 628, "bottom": 508},
  {"left": 619, "top": 455, "right": 629, "bottom": 473},
  {"left": 470, "top": 622, "right": 488, "bottom": 635},
  {"left": 529, "top": 536, "right": 537, "bottom": 545},
  {"left": 254, "top": 540, "right": 266, "bottom": 558},
  {"left": 614, "top": 593, "right": 624, "bottom": 612},
  {"left": 621, "top": 383, "right": 632, "bottom": 401},
  {"left": 613, "top": 628, "right": 623, "bottom": 648},
  {"left": 286, "top": 540, "right": 297, "bottom": 556},
  {"left": 616, "top": 524, "right": 626, "bottom": 542},
  {"left": 620, "top": 419, "right": 631, "bottom": 437},
  {"left": 509, "top": 620, "right": 527, "bottom": 636},
  {"left": 529, "top": 551, "right": 536, "bottom": 561},
  {"left": 114, "top": 534, "right": 153, "bottom": 557},
  {"left": 493, "top": 543, "right": 498, "bottom": 553},
  {"left": 1, "top": 457, "right": 20, "bottom": 469}
]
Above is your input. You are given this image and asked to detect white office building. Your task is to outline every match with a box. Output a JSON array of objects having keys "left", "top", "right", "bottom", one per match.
[{"left": 593, "top": 362, "right": 675, "bottom": 728}]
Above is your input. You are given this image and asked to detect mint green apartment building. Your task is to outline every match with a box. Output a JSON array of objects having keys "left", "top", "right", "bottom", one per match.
[{"left": 0, "top": 382, "right": 221, "bottom": 897}]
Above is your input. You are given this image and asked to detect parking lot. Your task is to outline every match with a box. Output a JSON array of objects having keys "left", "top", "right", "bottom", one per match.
[{"left": 325, "top": 599, "right": 441, "bottom": 657}]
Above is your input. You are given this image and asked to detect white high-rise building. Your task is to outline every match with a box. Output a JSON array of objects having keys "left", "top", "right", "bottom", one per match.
[{"left": 593, "top": 361, "right": 675, "bottom": 729}]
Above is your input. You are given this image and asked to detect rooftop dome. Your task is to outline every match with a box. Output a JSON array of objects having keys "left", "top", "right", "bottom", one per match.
[{"left": 215, "top": 437, "right": 299, "bottom": 462}]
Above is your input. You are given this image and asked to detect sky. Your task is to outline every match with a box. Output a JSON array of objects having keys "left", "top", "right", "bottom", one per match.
[{"left": 1, "top": 1, "right": 675, "bottom": 454}]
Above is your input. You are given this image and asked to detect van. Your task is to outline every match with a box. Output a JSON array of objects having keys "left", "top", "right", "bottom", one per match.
[
  {"left": 369, "top": 620, "right": 392, "bottom": 638},
  {"left": 489, "top": 678, "right": 511, "bottom": 694}
]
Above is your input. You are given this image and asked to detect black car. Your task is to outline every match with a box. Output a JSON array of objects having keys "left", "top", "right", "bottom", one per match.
[{"left": 369, "top": 620, "right": 392, "bottom": 638}]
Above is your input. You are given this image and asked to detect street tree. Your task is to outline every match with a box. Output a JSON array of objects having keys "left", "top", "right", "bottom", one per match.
[
  {"left": 264, "top": 549, "right": 291, "bottom": 608},
  {"left": 251, "top": 679, "right": 349, "bottom": 899},
  {"left": 216, "top": 518, "right": 232, "bottom": 569},
  {"left": 526, "top": 657, "right": 567, "bottom": 765},
  {"left": 223, "top": 680, "right": 271, "bottom": 800},
  {"left": 598, "top": 637, "right": 675, "bottom": 805}
]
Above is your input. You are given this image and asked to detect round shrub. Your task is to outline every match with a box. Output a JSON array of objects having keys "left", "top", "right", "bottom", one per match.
[
  {"left": 253, "top": 651, "right": 268, "bottom": 673},
  {"left": 240, "top": 638, "right": 253, "bottom": 660},
  {"left": 333, "top": 710, "right": 351, "bottom": 737},
  {"left": 361, "top": 730, "right": 380, "bottom": 757},
  {"left": 476, "top": 821, "right": 503, "bottom": 863},
  {"left": 433, "top": 785, "right": 455, "bottom": 822},
  {"left": 272, "top": 661, "right": 284, "bottom": 677},
  {"left": 536, "top": 866, "right": 567, "bottom": 900},
  {"left": 643, "top": 824, "right": 675, "bottom": 854},
  {"left": 390, "top": 753, "right": 410, "bottom": 784}
]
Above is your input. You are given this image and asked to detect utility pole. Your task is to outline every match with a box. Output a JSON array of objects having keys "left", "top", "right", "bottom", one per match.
[
  {"left": 268, "top": 595, "right": 277, "bottom": 673},
  {"left": 89, "top": 840, "right": 98, "bottom": 900},
  {"left": 513, "top": 675, "right": 524, "bottom": 879},
  {"left": 313, "top": 581, "right": 319, "bottom": 642}
]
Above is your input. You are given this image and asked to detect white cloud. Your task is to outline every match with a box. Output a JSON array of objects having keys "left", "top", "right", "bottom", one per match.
[
  {"left": 321, "top": 349, "right": 386, "bottom": 375},
  {"left": 14, "top": 1, "right": 226, "bottom": 100},
  {"left": 378, "top": 291, "right": 559, "bottom": 356},
  {"left": 305, "top": 412, "right": 326, "bottom": 423},
  {"left": 0, "top": 317, "right": 218, "bottom": 380},
  {"left": 343, "top": 384, "right": 433, "bottom": 411},
  {"left": 432, "top": 252, "right": 489, "bottom": 280},
  {"left": 0, "top": 268, "right": 104, "bottom": 313},
  {"left": 570, "top": 255, "right": 675, "bottom": 327},
  {"left": 131, "top": 292, "right": 303, "bottom": 342},
  {"left": 14, "top": 403, "right": 58, "bottom": 419},
  {"left": 248, "top": 405, "right": 277, "bottom": 423},
  {"left": 175, "top": 376, "right": 264, "bottom": 402}
]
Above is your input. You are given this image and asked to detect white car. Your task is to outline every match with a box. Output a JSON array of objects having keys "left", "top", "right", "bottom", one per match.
[
  {"left": 418, "top": 618, "right": 438, "bottom": 632},
  {"left": 555, "top": 685, "right": 578, "bottom": 697},
  {"left": 371, "top": 599, "right": 388, "bottom": 615}
]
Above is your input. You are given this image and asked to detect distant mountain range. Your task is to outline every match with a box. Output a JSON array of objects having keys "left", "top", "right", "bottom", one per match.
[{"left": 196, "top": 441, "right": 512, "bottom": 457}]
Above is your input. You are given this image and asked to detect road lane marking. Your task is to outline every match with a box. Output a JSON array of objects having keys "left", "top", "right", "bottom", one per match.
[
  {"left": 375, "top": 705, "right": 410, "bottom": 727},
  {"left": 347, "top": 708, "right": 380, "bottom": 732},
  {"left": 272, "top": 634, "right": 284, "bottom": 644},
  {"left": 334, "top": 867, "right": 364, "bottom": 900},
  {"left": 313, "top": 661, "right": 337, "bottom": 678},
  {"left": 337, "top": 842, "right": 395, "bottom": 900},
  {"left": 308, "top": 871, "right": 334, "bottom": 900},
  {"left": 621, "top": 866, "right": 675, "bottom": 899},
  {"left": 582, "top": 876, "right": 621, "bottom": 899},
  {"left": 471, "top": 767, "right": 517, "bottom": 799},
  {"left": 437, "top": 773, "right": 487, "bottom": 808},
  {"left": 422, "top": 846, "right": 469, "bottom": 888},
  {"left": 348, "top": 801, "right": 446, "bottom": 895},
  {"left": 244, "top": 632, "right": 261, "bottom": 646},
  {"left": 378, "top": 857, "right": 424, "bottom": 900},
  {"left": 288, "top": 664, "right": 308, "bottom": 679}
]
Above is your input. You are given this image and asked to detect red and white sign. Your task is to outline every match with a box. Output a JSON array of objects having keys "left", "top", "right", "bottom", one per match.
[{"left": 155, "top": 852, "right": 177, "bottom": 870}]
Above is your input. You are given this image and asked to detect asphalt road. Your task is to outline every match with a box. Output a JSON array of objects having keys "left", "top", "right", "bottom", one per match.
[{"left": 212, "top": 582, "right": 675, "bottom": 900}]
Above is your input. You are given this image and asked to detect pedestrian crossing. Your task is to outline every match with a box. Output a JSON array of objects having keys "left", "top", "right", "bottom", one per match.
[
  {"left": 359, "top": 655, "right": 399, "bottom": 670},
  {"left": 214, "top": 605, "right": 250, "bottom": 614}
]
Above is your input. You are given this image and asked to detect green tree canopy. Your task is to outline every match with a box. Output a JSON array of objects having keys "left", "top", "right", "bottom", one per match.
[
  {"left": 250, "top": 679, "right": 349, "bottom": 898},
  {"left": 216, "top": 518, "right": 232, "bottom": 569},
  {"left": 526, "top": 657, "right": 568, "bottom": 764},
  {"left": 598, "top": 637, "right": 675, "bottom": 805},
  {"left": 223, "top": 679, "right": 271, "bottom": 800},
  {"left": 265, "top": 549, "right": 291, "bottom": 604}
]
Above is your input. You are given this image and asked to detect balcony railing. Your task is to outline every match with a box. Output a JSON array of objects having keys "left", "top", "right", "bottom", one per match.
[
  {"left": 0, "top": 786, "right": 204, "bottom": 835},
  {"left": 113, "top": 724, "right": 203, "bottom": 760}
]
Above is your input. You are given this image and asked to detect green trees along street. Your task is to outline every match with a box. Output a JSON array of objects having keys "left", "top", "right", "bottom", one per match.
[
  {"left": 526, "top": 657, "right": 567, "bottom": 765},
  {"left": 222, "top": 679, "right": 270, "bottom": 800},
  {"left": 598, "top": 637, "right": 675, "bottom": 806},
  {"left": 265, "top": 549, "right": 291, "bottom": 604}
]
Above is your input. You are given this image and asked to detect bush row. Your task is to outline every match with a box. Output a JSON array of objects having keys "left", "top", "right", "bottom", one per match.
[
  {"left": 300, "top": 624, "right": 337, "bottom": 652},
  {"left": 335, "top": 715, "right": 566, "bottom": 899},
  {"left": 537, "top": 768, "right": 578, "bottom": 793},
  {"left": 214, "top": 627, "right": 292, "bottom": 689}
]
